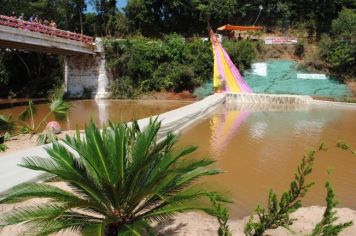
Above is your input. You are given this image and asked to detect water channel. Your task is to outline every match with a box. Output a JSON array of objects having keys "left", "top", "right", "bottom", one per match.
[{"left": 177, "top": 103, "right": 356, "bottom": 218}]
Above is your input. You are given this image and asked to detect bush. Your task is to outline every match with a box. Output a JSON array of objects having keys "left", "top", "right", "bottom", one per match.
[
  {"left": 108, "top": 76, "right": 138, "bottom": 98},
  {"left": 294, "top": 42, "right": 305, "bottom": 58},
  {"left": 104, "top": 35, "right": 213, "bottom": 97},
  {"left": 319, "top": 36, "right": 356, "bottom": 79},
  {"left": 331, "top": 8, "right": 356, "bottom": 42},
  {"left": 223, "top": 40, "right": 256, "bottom": 72}
]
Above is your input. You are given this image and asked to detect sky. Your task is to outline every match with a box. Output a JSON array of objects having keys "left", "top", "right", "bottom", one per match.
[{"left": 85, "top": 0, "right": 128, "bottom": 12}]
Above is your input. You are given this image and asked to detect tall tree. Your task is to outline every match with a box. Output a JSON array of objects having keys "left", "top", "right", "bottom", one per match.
[{"left": 90, "top": 0, "right": 117, "bottom": 35}]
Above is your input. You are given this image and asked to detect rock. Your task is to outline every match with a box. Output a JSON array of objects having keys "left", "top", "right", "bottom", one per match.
[{"left": 46, "top": 121, "right": 61, "bottom": 134}]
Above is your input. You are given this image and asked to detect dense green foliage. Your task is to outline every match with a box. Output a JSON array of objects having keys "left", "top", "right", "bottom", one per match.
[
  {"left": 124, "top": 0, "right": 356, "bottom": 38},
  {"left": 104, "top": 35, "right": 213, "bottom": 97},
  {"left": 318, "top": 8, "right": 356, "bottom": 80},
  {"left": 105, "top": 35, "right": 258, "bottom": 98},
  {"left": 0, "top": 50, "right": 63, "bottom": 98},
  {"left": 0, "top": 0, "right": 355, "bottom": 97},
  {"left": 0, "top": 119, "right": 227, "bottom": 235},
  {"left": 223, "top": 40, "right": 257, "bottom": 72}
]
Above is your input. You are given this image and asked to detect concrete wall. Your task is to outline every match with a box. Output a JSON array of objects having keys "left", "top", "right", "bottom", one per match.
[{"left": 65, "top": 38, "right": 111, "bottom": 99}]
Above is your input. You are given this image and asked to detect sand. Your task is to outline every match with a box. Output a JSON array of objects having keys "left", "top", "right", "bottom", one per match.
[
  {"left": 0, "top": 130, "right": 78, "bottom": 157},
  {"left": 1, "top": 203, "right": 356, "bottom": 235}
]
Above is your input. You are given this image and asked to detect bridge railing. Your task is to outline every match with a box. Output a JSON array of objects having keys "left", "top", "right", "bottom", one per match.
[{"left": 0, "top": 15, "right": 94, "bottom": 44}]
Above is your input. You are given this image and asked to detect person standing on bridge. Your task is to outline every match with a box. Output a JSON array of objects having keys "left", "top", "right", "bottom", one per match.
[
  {"left": 29, "top": 15, "right": 35, "bottom": 22},
  {"left": 10, "top": 11, "right": 16, "bottom": 19},
  {"left": 50, "top": 20, "right": 57, "bottom": 28},
  {"left": 18, "top": 13, "right": 24, "bottom": 21}
]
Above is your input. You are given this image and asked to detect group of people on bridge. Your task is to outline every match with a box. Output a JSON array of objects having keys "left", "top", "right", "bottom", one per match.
[
  {"left": 0, "top": 12, "right": 93, "bottom": 44},
  {"left": 10, "top": 11, "right": 57, "bottom": 29}
]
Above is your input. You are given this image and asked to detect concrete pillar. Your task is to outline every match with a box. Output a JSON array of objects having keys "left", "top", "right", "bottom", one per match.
[{"left": 65, "top": 38, "right": 111, "bottom": 99}]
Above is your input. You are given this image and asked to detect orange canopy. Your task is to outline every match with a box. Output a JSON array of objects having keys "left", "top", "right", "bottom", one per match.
[{"left": 217, "top": 24, "right": 263, "bottom": 31}]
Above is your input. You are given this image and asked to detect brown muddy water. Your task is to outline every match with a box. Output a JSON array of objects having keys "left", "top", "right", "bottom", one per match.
[
  {"left": 0, "top": 99, "right": 192, "bottom": 130},
  {"left": 177, "top": 104, "right": 356, "bottom": 219}
]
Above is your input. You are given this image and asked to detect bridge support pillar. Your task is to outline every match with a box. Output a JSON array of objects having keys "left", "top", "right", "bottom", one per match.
[{"left": 64, "top": 38, "right": 110, "bottom": 99}]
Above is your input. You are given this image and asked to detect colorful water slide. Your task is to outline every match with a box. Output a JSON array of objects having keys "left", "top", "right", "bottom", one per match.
[{"left": 210, "top": 31, "right": 253, "bottom": 93}]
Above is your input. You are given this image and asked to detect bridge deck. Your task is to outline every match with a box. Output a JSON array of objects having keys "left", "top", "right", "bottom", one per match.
[{"left": 0, "top": 15, "right": 95, "bottom": 55}]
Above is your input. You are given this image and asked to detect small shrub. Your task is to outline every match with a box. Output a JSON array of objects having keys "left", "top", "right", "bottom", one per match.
[
  {"left": 209, "top": 194, "right": 232, "bottom": 236},
  {"left": 294, "top": 42, "right": 305, "bottom": 58},
  {"left": 109, "top": 76, "right": 138, "bottom": 98},
  {"left": 336, "top": 140, "right": 351, "bottom": 150},
  {"left": 244, "top": 146, "right": 323, "bottom": 236},
  {"left": 223, "top": 40, "right": 256, "bottom": 71},
  {"left": 310, "top": 182, "right": 353, "bottom": 236},
  {"left": 0, "top": 143, "right": 8, "bottom": 152}
]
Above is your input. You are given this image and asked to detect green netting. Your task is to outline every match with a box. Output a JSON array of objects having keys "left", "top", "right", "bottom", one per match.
[
  {"left": 193, "top": 81, "right": 214, "bottom": 98},
  {"left": 244, "top": 60, "right": 351, "bottom": 99}
]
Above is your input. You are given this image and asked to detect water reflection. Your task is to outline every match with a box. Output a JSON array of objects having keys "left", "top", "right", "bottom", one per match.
[{"left": 210, "top": 111, "right": 250, "bottom": 157}]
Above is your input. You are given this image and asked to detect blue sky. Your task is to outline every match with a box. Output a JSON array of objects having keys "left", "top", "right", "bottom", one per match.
[{"left": 85, "top": 0, "right": 128, "bottom": 12}]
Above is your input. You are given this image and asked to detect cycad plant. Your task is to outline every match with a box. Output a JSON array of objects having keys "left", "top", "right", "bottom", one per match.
[
  {"left": 18, "top": 99, "right": 70, "bottom": 135},
  {"left": 0, "top": 119, "right": 226, "bottom": 235}
]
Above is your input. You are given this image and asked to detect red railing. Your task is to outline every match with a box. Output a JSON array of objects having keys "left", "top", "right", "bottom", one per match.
[{"left": 0, "top": 15, "right": 94, "bottom": 44}]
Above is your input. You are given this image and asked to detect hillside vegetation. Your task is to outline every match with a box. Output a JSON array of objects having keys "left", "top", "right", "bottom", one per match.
[{"left": 0, "top": 0, "right": 355, "bottom": 98}]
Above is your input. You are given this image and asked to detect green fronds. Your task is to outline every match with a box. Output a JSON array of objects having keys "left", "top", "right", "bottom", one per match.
[
  {"left": 19, "top": 100, "right": 37, "bottom": 123},
  {"left": 0, "top": 114, "right": 15, "bottom": 134},
  {"left": 244, "top": 149, "right": 317, "bottom": 236},
  {"left": 0, "top": 183, "right": 83, "bottom": 204},
  {"left": 310, "top": 182, "right": 353, "bottom": 236},
  {"left": 1, "top": 119, "right": 223, "bottom": 235},
  {"left": 37, "top": 129, "right": 58, "bottom": 145},
  {"left": 49, "top": 98, "right": 71, "bottom": 121}
]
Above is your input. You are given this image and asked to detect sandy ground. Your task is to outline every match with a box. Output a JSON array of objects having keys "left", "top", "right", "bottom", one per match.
[
  {"left": 1, "top": 203, "right": 356, "bottom": 235},
  {"left": 0, "top": 130, "right": 79, "bottom": 157},
  {"left": 1, "top": 182, "right": 355, "bottom": 235}
]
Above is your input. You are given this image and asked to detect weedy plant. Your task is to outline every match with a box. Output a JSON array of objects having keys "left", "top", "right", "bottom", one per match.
[
  {"left": 0, "top": 99, "right": 70, "bottom": 147},
  {"left": 209, "top": 194, "right": 233, "bottom": 236},
  {"left": 310, "top": 182, "right": 353, "bottom": 236},
  {"left": 244, "top": 145, "right": 321, "bottom": 236},
  {"left": 244, "top": 142, "right": 353, "bottom": 236},
  {"left": 0, "top": 119, "right": 227, "bottom": 235}
]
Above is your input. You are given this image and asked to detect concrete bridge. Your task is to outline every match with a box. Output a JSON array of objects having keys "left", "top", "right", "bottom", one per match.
[{"left": 0, "top": 15, "right": 110, "bottom": 98}]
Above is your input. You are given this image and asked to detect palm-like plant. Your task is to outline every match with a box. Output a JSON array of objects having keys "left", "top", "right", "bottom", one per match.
[
  {"left": 0, "top": 119, "right": 226, "bottom": 235},
  {"left": 0, "top": 114, "right": 15, "bottom": 137},
  {"left": 19, "top": 99, "right": 70, "bottom": 134}
]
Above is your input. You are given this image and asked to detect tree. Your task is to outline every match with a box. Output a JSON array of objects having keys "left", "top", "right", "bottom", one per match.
[
  {"left": 331, "top": 8, "right": 356, "bottom": 42},
  {"left": 90, "top": 0, "right": 118, "bottom": 36},
  {"left": 0, "top": 119, "right": 227, "bottom": 235}
]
